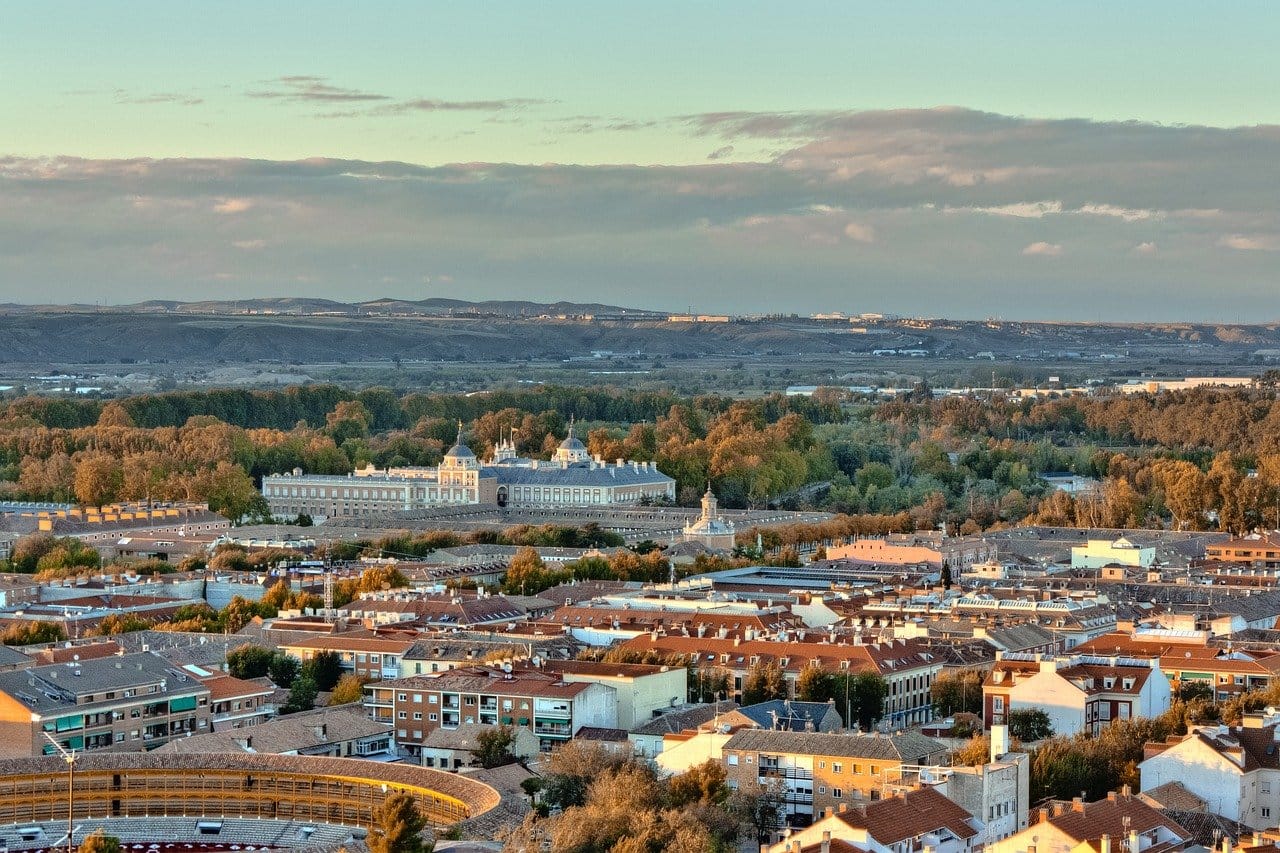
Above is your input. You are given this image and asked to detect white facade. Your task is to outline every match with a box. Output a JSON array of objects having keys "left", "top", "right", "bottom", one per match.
[
  {"left": 1070, "top": 538, "right": 1156, "bottom": 569},
  {"left": 1139, "top": 717, "right": 1280, "bottom": 829}
]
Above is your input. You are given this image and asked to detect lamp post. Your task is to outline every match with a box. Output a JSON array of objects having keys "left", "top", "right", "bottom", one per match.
[{"left": 42, "top": 732, "right": 76, "bottom": 853}]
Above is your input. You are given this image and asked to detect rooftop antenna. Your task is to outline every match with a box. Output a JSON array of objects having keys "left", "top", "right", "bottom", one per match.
[{"left": 43, "top": 731, "right": 77, "bottom": 853}]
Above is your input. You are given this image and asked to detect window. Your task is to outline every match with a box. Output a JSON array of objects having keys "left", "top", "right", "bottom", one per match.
[
  {"left": 398, "top": 693, "right": 407, "bottom": 702},
  {"left": 1265, "top": 808, "right": 1273, "bottom": 819},
  {"left": 429, "top": 695, "right": 438, "bottom": 704},
  {"left": 413, "top": 712, "right": 422, "bottom": 721},
  {"left": 413, "top": 694, "right": 422, "bottom": 703},
  {"left": 818, "top": 786, "right": 827, "bottom": 795},
  {"left": 833, "top": 763, "right": 842, "bottom": 774},
  {"left": 870, "top": 766, "right": 879, "bottom": 776},
  {"left": 428, "top": 713, "right": 437, "bottom": 722},
  {"left": 833, "top": 788, "right": 843, "bottom": 799},
  {"left": 819, "top": 761, "right": 826, "bottom": 769},
  {"left": 398, "top": 712, "right": 407, "bottom": 719},
  {"left": 727, "top": 754, "right": 738, "bottom": 766}
]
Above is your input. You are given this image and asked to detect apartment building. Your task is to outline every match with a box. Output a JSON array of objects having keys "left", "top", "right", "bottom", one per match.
[
  {"left": 721, "top": 729, "right": 948, "bottom": 825},
  {"left": 197, "top": 673, "right": 276, "bottom": 731},
  {"left": 277, "top": 634, "right": 415, "bottom": 681},
  {"left": 1206, "top": 533, "right": 1280, "bottom": 569},
  {"left": 983, "top": 652, "right": 1171, "bottom": 736},
  {"left": 622, "top": 634, "right": 944, "bottom": 726},
  {"left": 1141, "top": 711, "right": 1280, "bottom": 830},
  {"left": 0, "top": 652, "right": 211, "bottom": 758},
  {"left": 366, "top": 666, "right": 617, "bottom": 753}
]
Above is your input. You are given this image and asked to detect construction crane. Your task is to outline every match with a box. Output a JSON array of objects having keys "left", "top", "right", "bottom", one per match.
[{"left": 42, "top": 731, "right": 77, "bottom": 853}]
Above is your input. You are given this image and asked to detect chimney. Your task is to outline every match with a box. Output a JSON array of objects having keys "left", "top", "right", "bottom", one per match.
[
  {"left": 991, "top": 724, "right": 1010, "bottom": 761},
  {"left": 822, "top": 831, "right": 832, "bottom": 853},
  {"left": 1072, "top": 796, "right": 1085, "bottom": 812},
  {"left": 838, "top": 802, "right": 848, "bottom": 814},
  {"left": 1101, "top": 835, "right": 1111, "bottom": 853},
  {"left": 1128, "top": 830, "right": 1139, "bottom": 853},
  {"left": 1038, "top": 807, "right": 1050, "bottom": 823}
]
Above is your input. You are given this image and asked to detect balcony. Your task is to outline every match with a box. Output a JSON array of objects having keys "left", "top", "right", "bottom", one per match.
[{"left": 533, "top": 722, "right": 572, "bottom": 738}]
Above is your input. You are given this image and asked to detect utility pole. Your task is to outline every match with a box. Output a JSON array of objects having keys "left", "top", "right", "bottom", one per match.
[{"left": 43, "top": 732, "right": 76, "bottom": 853}]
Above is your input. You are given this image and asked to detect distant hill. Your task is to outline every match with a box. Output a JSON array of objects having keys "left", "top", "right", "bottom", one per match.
[{"left": 0, "top": 297, "right": 658, "bottom": 318}]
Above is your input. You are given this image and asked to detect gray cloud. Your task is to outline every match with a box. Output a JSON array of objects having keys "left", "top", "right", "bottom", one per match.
[
  {"left": 2, "top": 108, "right": 1279, "bottom": 320},
  {"left": 246, "top": 76, "right": 391, "bottom": 103}
]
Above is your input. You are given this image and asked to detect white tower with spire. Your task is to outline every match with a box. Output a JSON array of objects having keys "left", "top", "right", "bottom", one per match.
[{"left": 682, "top": 483, "right": 737, "bottom": 550}]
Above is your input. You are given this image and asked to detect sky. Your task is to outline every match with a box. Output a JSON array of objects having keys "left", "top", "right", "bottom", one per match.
[{"left": 2, "top": 1, "right": 1279, "bottom": 320}]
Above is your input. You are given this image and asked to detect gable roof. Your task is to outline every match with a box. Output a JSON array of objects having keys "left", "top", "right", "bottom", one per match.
[
  {"left": 1043, "top": 792, "right": 1189, "bottom": 846},
  {"left": 834, "top": 786, "right": 978, "bottom": 845},
  {"left": 723, "top": 729, "right": 946, "bottom": 763}
]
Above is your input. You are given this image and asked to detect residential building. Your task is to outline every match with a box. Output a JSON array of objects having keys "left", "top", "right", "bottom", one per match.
[
  {"left": 196, "top": 671, "right": 275, "bottom": 731},
  {"left": 1071, "top": 538, "right": 1156, "bottom": 570},
  {"left": 1206, "top": 534, "right": 1280, "bottom": 570},
  {"left": 365, "top": 666, "right": 617, "bottom": 753},
  {"left": 0, "top": 652, "right": 211, "bottom": 757},
  {"left": 888, "top": 726, "right": 1030, "bottom": 844},
  {"left": 622, "top": 634, "right": 944, "bottom": 726},
  {"left": 721, "top": 729, "right": 948, "bottom": 824},
  {"left": 763, "top": 785, "right": 982, "bottom": 853},
  {"left": 541, "top": 659, "right": 687, "bottom": 729},
  {"left": 987, "top": 789, "right": 1190, "bottom": 853},
  {"left": 156, "top": 705, "right": 393, "bottom": 759},
  {"left": 983, "top": 653, "right": 1171, "bottom": 736},
  {"left": 1140, "top": 711, "right": 1280, "bottom": 830},
  {"left": 276, "top": 633, "right": 415, "bottom": 681},
  {"left": 420, "top": 722, "right": 540, "bottom": 771}
]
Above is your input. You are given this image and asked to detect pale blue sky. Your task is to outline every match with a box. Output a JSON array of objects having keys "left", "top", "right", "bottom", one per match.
[
  {"left": 1, "top": 3, "right": 1277, "bottom": 318},
  {"left": 5, "top": 2, "right": 1278, "bottom": 164}
]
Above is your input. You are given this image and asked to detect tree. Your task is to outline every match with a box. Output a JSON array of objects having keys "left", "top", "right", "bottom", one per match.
[
  {"left": 846, "top": 672, "right": 887, "bottom": 731},
  {"left": 667, "top": 760, "right": 728, "bottom": 807},
  {"left": 95, "top": 613, "right": 151, "bottom": 636},
  {"left": 367, "top": 791, "right": 428, "bottom": 853},
  {"left": 281, "top": 675, "right": 317, "bottom": 714},
  {"left": 931, "top": 671, "right": 983, "bottom": 717},
  {"left": 330, "top": 673, "right": 369, "bottom": 706},
  {"left": 227, "top": 644, "right": 275, "bottom": 679},
  {"left": 795, "top": 664, "right": 835, "bottom": 703},
  {"left": 471, "top": 725, "right": 518, "bottom": 769},
  {"left": 725, "top": 781, "right": 784, "bottom": 844},
  {"left": 73, "top": 453, "right": 123, "bottom": 507},
  {"left": 951, "top": 735, "right": 992, "bottom": 768},
  {"left": 3, "top": 621, "right": 66, "bottom": 645},
  {"left": 741, "top": 659, "right": 787, "bottom": 705},
  {"left": 78, "top": 829, "right": 122, "bottom": 853},
  {"left": 268, "top": 652, "right": 301, "bottom": 687},
  {"left": 1008, "top": 708, "right": 1053, "bottom": 741},
  {"left": 302, "top": 650, "right": 343, "bottom": 691}
]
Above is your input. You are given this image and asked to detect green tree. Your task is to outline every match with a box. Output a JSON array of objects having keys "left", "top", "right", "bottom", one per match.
[
  {"left": 302, "top": 650, "right": 343, "bottom": 691},
  {"left": 268, "top": 652, "right": 301, "bottom": 688},
  {"left": 472, "top": 725, "right": 518, "bottom": 769},
  {"left": 227, "top": 645, "right": 275, "bottom": 679},
  {"left": 2, "top": 621, "right": 66, "bottom": 645},
  {"left": 741, "top": 659, "right": 787, "bottom": 705},
  {"left": 1008, "top": 708, "right": 1053, "bottom": 741},
  {"left": 281, "top": 675, "right": 317, "bottom": 714},
  {"left": 368, "top": 791, "right": 429, "bottom": 853},
  {"left": 931, "top": 671, "right": 983, "bottom": 717},
  {"left": 795, "top": 664, "right": 835, "bottom": 703}
]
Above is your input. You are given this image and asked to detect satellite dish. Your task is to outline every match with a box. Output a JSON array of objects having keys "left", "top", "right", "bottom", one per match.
[{"left": 502, "top": 663, "right": 513, "bottom": 673}]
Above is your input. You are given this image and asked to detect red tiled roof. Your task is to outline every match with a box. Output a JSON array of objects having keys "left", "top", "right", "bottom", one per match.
[{"left": 835, "top": 786, "right": 977, "bottom": 845}]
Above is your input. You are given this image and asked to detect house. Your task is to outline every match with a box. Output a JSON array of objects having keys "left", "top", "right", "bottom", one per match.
[
  {"left": 987, "top": 789, "right": 1190, "bottom": 853},
  {"left": 419, "top": 722, "right": 540, "bottom": 771},
  {"left": 722, "top": 729, "right": 948, "bottom": 825},
  {"left": 983, "top": 653, "right": 1171, "bottom": 736},
  {"left": 1140, "top": 711, "right": 1280, "bottom": 829},
  {"left": 764, "top": 785, "right": 982, "bottom": 853},
  {"left": 733, "top": 699, "right": 845, "bottom": 733},
  {"left": 540, "top": 659, "right": 687, "bottom": 729},
  {"left": 1071, "top": 538, "right": 1156, "bottom": 570},
  {"left": 629, "top": 701, "right": 741, "bottom": 758},
  {"left": 1207, "top": 534, "right": 1280, "bottom": 570}
]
